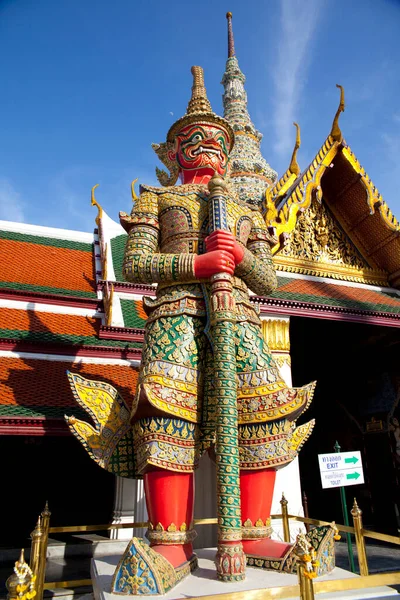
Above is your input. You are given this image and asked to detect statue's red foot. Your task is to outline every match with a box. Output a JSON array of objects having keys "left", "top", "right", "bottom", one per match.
[
  {"left": 150, "top": 543, "right": 194, "bottom": 569},
  {"left": 243, "top": 538, "right": 292, "bottom": 559},
  {"left": 244, "top": 525, "right": 339, "bottom": 575}
]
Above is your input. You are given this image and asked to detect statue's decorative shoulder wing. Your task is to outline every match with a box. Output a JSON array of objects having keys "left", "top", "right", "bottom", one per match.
[{"left": 65, "top": 372, "right": 136, "bottom": 479}]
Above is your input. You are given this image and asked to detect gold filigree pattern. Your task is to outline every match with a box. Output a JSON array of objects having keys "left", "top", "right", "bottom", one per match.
[
  {"left": 281, "top": 196, "right": 368, "bottom": 269},
  {"left": 147, "top": 525, "right": 197, "bottom": 545},
  {"left": 242, "top": 517, "right": 272, "bottom": 540},
  {"left": 132, "top": 417, "right": 200, "bottom": 474},
  {"left": 261, "top": 319, "right": 290, "bottom": 352}
]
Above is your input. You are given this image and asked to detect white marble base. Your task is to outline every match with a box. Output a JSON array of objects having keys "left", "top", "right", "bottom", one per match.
[{"left": 91, "top": 548, "right": 399, "bottom": 600}]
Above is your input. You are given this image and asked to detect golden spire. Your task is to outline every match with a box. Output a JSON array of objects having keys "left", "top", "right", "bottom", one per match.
[
  {"left": 186, "top": 66, "right": 213, "bottom": 115},
  {"left": 330, "top": 84, "right": 345, "bottom": 142},
  {"left": 289, "top": 122, "right": 301, "bottom": 176},
  {"left": 166, "top": 66, "right": 234, "bottom": 147},
  {"left": 226, "top": 12, "right": 235, "bottom": 58}
]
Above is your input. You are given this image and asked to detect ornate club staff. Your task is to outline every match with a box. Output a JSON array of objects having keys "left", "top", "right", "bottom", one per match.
[{"left": 207, "top": 172, "right": 246, "bottom": 581}]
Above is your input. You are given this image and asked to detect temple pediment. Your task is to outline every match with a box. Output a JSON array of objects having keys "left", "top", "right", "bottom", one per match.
[
  {"left": 267, "top": 127, "right": 400, "bottom": 288},
  {"left": 273, "top": 192, "right": 388, "bottom": 287}
]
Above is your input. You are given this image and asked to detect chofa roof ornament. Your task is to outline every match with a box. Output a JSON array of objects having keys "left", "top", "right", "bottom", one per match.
[{"left": 330, "top": 84, "right": 345, "bottom": 143}]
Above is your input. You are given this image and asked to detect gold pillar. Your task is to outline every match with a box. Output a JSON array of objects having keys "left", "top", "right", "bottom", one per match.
[
  {"left": 351, "top": 498, "right": 369, "bottom": 576},
  {"left": 30, "top": 517, "right": 43, "bottom": 600},
  {"left": 37, "top": 502, "right": 51, "bottom": 599},
  {"left": 280, "top": 493, "right": 291, "bottom": 543},
  {"left": 261, "top": 319, "right": 291, "bottom": 371},
  {"left": 298, "top": 564, "right": 315, "bottom": 600}
]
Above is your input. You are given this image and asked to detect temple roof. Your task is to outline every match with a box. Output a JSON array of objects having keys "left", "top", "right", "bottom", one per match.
[
  {"left": 264, "top": 273, "right": 400, "bottom": 326},
  {"left": 265, "top": 90, "right": 400, "bottom": 289},
  {"left": 0, "top": 221, "right": 98, "bottom": 301}
]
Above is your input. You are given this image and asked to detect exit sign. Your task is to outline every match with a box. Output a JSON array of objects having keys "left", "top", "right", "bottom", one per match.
[{"left": 318, "top": 451, "right": 364, "bottom": 489}]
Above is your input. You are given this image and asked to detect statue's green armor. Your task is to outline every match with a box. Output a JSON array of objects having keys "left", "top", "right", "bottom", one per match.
[{"left": 120, "top": 182, "right": 315, "bottom": 475}]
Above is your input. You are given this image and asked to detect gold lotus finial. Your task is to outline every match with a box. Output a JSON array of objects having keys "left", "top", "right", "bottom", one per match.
[
  {"left": 91, "top": 184, "right": 102, "bottom": 226},
  {"left": 289, "top": 122, "right": 301, "bottom": 176},
  {"left": 331, "top": 84, "right": 345, "bottom": 142}
]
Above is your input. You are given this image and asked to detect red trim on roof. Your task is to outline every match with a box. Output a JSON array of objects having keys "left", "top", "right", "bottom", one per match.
[
  {"left": 0, "top": 288, "right": 100, "bottom": 309},
  {"left": 97, "top": 280, "right": 156, "bottom": 295},
  {"left": 0, "top": 417, "right": 70, "bottom": 436},
  {"left": 99, "top": 326, "right": 145, "bottom": 342},
  {"left": 258, "top": 298, "right": 400, "bottom": 327},
  {"left": 0, "top": 339, "right": 143, "bottom": 359}
]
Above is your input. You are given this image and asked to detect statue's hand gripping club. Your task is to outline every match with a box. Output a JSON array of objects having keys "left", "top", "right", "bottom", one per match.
[
  {"left": 194, "top": 248, "right": 236, "bottom": 279},
  {"left": 205, "top": 230, "right": 244, "bottom": 265},
  {"left": 193, "top": 208, "right": 245, "bottom": 280}
]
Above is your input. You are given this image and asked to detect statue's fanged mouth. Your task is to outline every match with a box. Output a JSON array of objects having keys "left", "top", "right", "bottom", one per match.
[{"left": 192, "top": 146, "right": 222, "bottom": 159}]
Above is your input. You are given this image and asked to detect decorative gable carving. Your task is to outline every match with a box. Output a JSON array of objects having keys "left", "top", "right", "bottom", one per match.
[{"left": 274, "top": 196, "right": 389, "bottom": 286}]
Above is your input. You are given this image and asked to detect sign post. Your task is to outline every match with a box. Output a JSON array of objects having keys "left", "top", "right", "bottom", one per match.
[{"left": 318, "top": 442, "right": 365, "bottom": 573}]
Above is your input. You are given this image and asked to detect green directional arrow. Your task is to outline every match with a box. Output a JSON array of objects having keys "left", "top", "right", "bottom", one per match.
[
  {"left": 346, "top": 472, "right": 361, "bottom": 480},
  {"left": 345, "top": 456, "right": 359, "bottom": 464}
]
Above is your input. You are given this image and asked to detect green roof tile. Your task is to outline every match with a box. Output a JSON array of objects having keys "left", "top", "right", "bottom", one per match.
[
  {"left": 110, "top": 234, "right": 127, "bottom": 282},
  {"left": 0, "top": 328, "right": 143, "bottom": 348},
  {"left": 0, "top": 280, "right": 97, "bottom": 298},
  {"left": 0, "top": 230, "right": 93, "bottom": 252},
  {"left": 120, "top": 299, "right": 147, "bottom": 328}
]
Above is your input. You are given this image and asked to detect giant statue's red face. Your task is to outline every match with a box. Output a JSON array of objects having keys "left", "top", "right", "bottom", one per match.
[{"left": 168, "top": 123, "right": 230, "bottom": 181}]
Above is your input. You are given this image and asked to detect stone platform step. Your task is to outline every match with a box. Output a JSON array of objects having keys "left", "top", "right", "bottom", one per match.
[{"left": 92, "top": 547, "right": 400, "bottom": 600}]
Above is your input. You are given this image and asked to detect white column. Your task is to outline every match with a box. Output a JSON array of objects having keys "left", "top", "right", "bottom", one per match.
[
  {"left": 261, "top": 316, "right": 305, "bottom": 542},
  {"left": 110, "top": 477, "right": 148, "bottom": 540}
]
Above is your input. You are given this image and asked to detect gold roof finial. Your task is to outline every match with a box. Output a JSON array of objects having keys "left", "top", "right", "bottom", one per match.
[
  {"left": 91, "top": 184, "right": 103, "bottom": 226},
  {"left": 131, "top": 178, "right": 138, "bottom": 202},
  {"left": 331, "top": 84, "right": 345, "bottom": 142},
  {"left": 289, "top": 122, "right": 301, "bottom": 176},
  {"left": 226, "top": 12, "right": 235, "bottom": 58},
  {"left": 186, "top": 66, "right": 213, "bottom": 115}
]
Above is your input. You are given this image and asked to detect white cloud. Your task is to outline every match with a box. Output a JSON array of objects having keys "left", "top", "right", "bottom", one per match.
[
  {"left": 272, "top": 0, "right": 324, "bottom": 156},
  {"left": 0, "top": 178, "right": 25, "bottom": 222}
]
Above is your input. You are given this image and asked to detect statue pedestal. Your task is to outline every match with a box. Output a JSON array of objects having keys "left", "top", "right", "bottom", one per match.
[{"left": 91, "top": 547, "right": 398, "bottom": 600}]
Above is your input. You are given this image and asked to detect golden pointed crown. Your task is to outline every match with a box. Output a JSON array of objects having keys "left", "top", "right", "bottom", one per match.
[{"left": 166, "top": 66, "right": 235, "bottom": 148}]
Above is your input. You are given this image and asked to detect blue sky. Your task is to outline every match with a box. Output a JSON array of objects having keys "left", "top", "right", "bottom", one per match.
[{"left": 1, "top": 0, "right": 399, "bottom": 232}]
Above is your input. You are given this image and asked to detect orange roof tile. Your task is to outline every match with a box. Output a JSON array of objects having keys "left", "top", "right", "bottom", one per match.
[
  {"left": 0, "top": 239, "right": 95, "bottom": 295},
  {"left": 0, "top": 308, "right": 99, "bottom": 337},
  {"left": 276, "top": 278, "right": 400, "bottom": 309}
]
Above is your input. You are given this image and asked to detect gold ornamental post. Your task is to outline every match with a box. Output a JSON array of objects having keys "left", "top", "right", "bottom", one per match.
[
  {"left": 37, "top": 503, "right": 51, "bottom": 597},
  {"left": 298, "top": 564, "right": 315, "bottom": 600},
  {"left": 351, "top": 498, "right": 369, "bottom": 576},
  {"left": 29, "top": 503, "right": 51, "bottom": 600},
  {"left": 280, "top": 493, "right": 291, "bottom": 543},
  {"left": 29, "top": 517, "right": 43, "bottom": 600}
]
